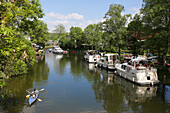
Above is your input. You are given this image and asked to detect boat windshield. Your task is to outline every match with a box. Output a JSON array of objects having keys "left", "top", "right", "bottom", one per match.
[
  {"left": 139, "top": 60, "right": 148, "bottom": 66},
  {"left": 128, "top": 59, "right": 148, "bottom": 68}
]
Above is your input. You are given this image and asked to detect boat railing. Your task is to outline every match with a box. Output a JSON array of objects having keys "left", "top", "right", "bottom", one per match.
[
  {"left": 136, "top": 69, "right": 147, "bottom": 73},
  {"left": 136, "top": 67, "right": 157, "bottom": 73},
  {"left": 107, "top": 60, "right": 113, "bottom": 64},
  {"left": 146, "top": 68, "right": 157, "bottom": 72}
]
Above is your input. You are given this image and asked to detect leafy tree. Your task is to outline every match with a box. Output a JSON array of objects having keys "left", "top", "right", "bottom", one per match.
[
  {"left": 53, "top": 24, "right": 66, "bottom": 36},
  {"left": 0, "top": 0, "right": 44, "bottom": 79},
  {"left": 102, "top": 4, "right": 131, "bottom": 56},
  {"left": 84, "top": 24, "right": 103, "bottom": 50},
  {"left": 141, "top": 0, "right": 170, "bottom": 67},
  {"left": 53, "top": 24, "right": 67, "bottom": 45},
  {"left": 31, "top": 20, "right": 49, "bottom": 47},
  {"left": 127, "top": 14, "right": 144, "bottom": 56},
  {"left": 69, "top": 27, "right": 84, "bottom": 49},
  {"left": 58, "top": 34, "right": 70, "bottom": 49}
]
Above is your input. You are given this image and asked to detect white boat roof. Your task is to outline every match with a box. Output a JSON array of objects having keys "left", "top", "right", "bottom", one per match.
[
  {"left": 88, "top": 50, "right": 96, "bottom": 52},
  {"left": 53, "top": 45, "right": 59, "bottom": 47},
  {"left": 100, "top": 57, "right": 106, "bottom": 59},
  {"left": 104, "top": 53, "right": 118, "bottom": 56},
  {"left": 131, "top": 57, "right": 147, "bottom": 62}
]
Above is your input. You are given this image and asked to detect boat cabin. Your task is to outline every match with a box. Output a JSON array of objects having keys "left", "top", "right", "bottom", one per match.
[
  {"left": 102, "top": 54, "right": 119, "bottom": 69},
  {"left": 127, "top": 57, "right": 149, "bottom": 70}
]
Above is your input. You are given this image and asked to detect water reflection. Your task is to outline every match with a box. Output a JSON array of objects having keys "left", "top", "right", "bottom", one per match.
[
  {"left": 165, "top": 85, "right": 170, "bottom": 103},
  {"left": 70, "top": 55, "right": 83, "bottom": 75},
  {"left": 55, "top": 54, "right": 63, "bottom": 60},
  {"left": 0, "top": 55, "right": 49, "bottom": 113},
  {"left": 84, "top": 62, "right": 96, "bottom": 71},
  {"left": 87, "top": 63, "right": 158, "bottom": 103},
  {"left": 0, "top": 54, "right": 170, "bottom": 113},
  {"left": 84, "top": 62, "right": 170, "bottom": 113},
  {"left": 112, "top": 74, "right": 157, "bottom": 103}
]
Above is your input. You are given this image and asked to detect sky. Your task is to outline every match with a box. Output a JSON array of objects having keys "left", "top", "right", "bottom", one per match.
[{"left": 40, "top": 0, "right": 143, "bottom": 32}]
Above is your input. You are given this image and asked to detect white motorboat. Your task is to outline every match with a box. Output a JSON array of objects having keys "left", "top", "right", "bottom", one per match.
[
  {"left": 52, "top": 46, "right": 64, "bottom": 54},
  {"left": 96, "top": 57, "right": 106, "bottom": 67},
  {"left": 84, "top": 50, "right": 100, "bottom": 63},
  {"left": 102, "top": 54, "right": 119, "bottom": 70},
  {"left": 115, "top": 57, "right": 160, "bottom": 85},
  {"left": 84, "top": 52, "right": 89, "bottom": 61}
]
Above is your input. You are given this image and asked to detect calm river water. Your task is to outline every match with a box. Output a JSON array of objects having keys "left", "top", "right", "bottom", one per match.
[{"left": 0, "top": 51, "right": 170, "bottom": 113}]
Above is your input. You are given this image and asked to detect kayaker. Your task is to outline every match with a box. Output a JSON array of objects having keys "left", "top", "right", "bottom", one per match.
[{"left": 31, "top": 89, "right": 38, "bottom": 98}]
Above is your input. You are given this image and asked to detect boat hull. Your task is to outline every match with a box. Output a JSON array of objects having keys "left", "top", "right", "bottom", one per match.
[
  {"left": 29, "top": 92, "right": 39, "bottom": 105},
  {"left": 115, "top": 64, "right": 159, "bottom": 85}
]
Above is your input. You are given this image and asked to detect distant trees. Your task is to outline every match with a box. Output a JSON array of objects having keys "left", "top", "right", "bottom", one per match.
[
  {"left": 48, "top": 2, "right": 169, "bottom": 68},
  {"left": 84, "top": 24, "right": 103, "bottom": 50},
  {"left": 53, "top": 24, "right": 66, "bottom": 36},
  {"left": 53, "top": 24, "right": 69, "bottom": 48},
  {"left": 31, "top": 20, "right": 49, "bottom": 47},
  {"left": 70, "top": 27, "right": 85, "bottom": 49}
]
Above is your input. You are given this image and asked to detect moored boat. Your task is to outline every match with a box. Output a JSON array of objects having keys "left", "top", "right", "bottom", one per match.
[
  {"left": 84, "top": 50, "right": 100, "bottom": 63},
  {"left": 52, "top": 46, "right": 64, "bottom": 54},
  {"left": 102, "top": 54, "right": 119, "bottom": 70},
  {"left": 96, "top": 57, "right": 105, "bottom": 67},
  {"left": 115, "top": 57, "right": 160, "bottom": 85}
]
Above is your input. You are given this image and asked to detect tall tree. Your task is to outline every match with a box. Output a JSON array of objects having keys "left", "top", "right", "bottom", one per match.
[
  {"left": 31, "top": 20, "right": 49, "bottom": 47},
  {"left": 70, "top": 27, "right": 84, "bottom": 49},
  {"left": 84, "top": 24, "right": 103, "bottom": 50},
  {"left": 102, "top": 4, "right": 131, "bottom": 56},
  {"left": 58, "top": 34, "right": 70, "bottom": 49},
  {"left": 53, "top": 24, "right": 66, "bottom": 36},
  {"left": 127, "top": 14, "right": 144, "bottom": 56},
  {"left": 53, "top": 24, "right": 67, "bottom": 45},
  {"left": 141, "top": 0, "right": 170, "bottom": 67}
]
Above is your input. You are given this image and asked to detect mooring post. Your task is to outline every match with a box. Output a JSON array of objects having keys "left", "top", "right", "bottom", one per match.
[{"left": 164, "top": 75, "right": 166, "bottom": 84}]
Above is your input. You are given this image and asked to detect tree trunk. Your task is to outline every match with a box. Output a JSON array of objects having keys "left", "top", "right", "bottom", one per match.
[
  {"left": 118, "top": 45, "right": 120, "bottom": 60},
  {"left": 163, "top": 36, "right": 168, "bottom": 68}
]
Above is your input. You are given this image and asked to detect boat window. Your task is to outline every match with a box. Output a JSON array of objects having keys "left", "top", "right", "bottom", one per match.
[
  {"left": 124, "top": 65, "right": 127, "bottom": 70},
  {"left": 110, "top": 56, "right": 114, "bottom": 60},
  {"left": 110, "top": 56, "right": 113, "bottom": 60},
  {"left": 127, "top": 67, "right": 132, "bottom": 72},
  {"left": 139, "top": 60, "right": 148, "bottom": 67},
  {"left": 128, "top": 61, "right": 132, "bottom": 65},
  {"left": 121, "top": 65, "right": 127, "bottom": 70},
  {"left": 121, "top": 65, "right": 124, "bottom": 69}
]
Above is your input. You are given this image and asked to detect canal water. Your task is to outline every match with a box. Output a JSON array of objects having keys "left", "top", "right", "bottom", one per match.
[{"left": 0, "top": 51, "right": 170, "bottom": 113}]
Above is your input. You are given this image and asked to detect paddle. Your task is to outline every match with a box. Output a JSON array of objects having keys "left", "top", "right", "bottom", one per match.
[
  {"left": 39, "top": 88, "right": 44, "bottom": 92},
  {"left": 26, "top": 95, "right": 42, "bottom": 101},
  {"left": 26, "top": 89, "right": 44, "bottom": 101}
]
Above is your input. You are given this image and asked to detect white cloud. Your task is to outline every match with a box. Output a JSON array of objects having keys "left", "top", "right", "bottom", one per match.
[
  {"left": 129, "top": 7, "right": 140, "bottom": 14},
  {"left": 45, "top": 20, "right": 75, "bottom": 32},
  {"left": 129, "top": 7, "right": 140, "bottom": 18},
  {"left": 88, "top": 18, "right": 106, "bottom": 24},
  {"left": 46, "top": 20, "right": 69, "bottom": 25},
  {"left": 125, "top": 7, "right": 141, "bottom": 26},
  {"left": 44, "top": 12, "right": 104, "bottom": 32},
  {"left": 46, "top": 12, "right": 84, "bottom": 20}
]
